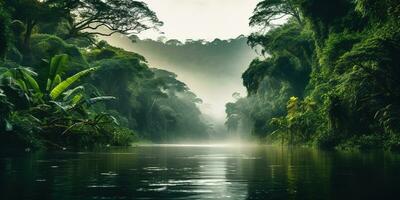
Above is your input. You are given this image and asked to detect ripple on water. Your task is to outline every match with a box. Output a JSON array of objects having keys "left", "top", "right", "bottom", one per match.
[
  {"left": 87, "top": 185, "right": 117, "bottom": 188},
  {"left": 179, "top": 154, "right": 261, "bottom": 161},
  {"left": 137, "top": 187, "right": 214, "bottom": 194},
  {"left": 143, "top": 167, "right": 168, "bottom": 171},
  {"left": 166, "top": 179, "right": 231, "bottom": 186},
  {"left": 167, "top": 189, "right": 214, "bottom": 194},
  {"left": 92, "top": 196, "right": 127, "bottom": 200},
  {"left": 137, "top": 186, "right": 167, "bottom": 192},
  {"left": 100, "top": 172, "right": 118, "bottom": 176},
  {"left": 148, "top": 183, "right": 179, "bottom": 187}
]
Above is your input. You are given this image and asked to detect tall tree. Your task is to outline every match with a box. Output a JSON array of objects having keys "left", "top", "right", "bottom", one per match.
[
  {"left": 3, "top": 0, "right": 65, "bottom": 52},
  {"left": 250, "top": 0, "right": 302, "bottom": 28},
  {"left": 65, "top": 0, "right": 163, "bottom": 40}
]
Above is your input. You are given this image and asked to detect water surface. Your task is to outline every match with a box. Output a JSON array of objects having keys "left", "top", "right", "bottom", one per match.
[{"left": 0, "top": 145, "right": 399, "bottom": 200}]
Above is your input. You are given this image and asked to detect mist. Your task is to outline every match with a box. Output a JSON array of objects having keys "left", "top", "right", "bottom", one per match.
[{"left": 103, "top": 35, "right": 258, "bottom": 131}]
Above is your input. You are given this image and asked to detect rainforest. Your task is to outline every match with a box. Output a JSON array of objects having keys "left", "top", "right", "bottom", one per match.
[{"left": 0, "top": 0, "right": 400, "bottom": 199}]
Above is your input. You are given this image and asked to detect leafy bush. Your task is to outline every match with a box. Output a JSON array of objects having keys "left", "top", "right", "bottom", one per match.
[
  {"left": 0, "top": 7, "right": 11, "bottom": 57},
  {"left": 30, "top": 34, "right": 88, "bottom": 71}
]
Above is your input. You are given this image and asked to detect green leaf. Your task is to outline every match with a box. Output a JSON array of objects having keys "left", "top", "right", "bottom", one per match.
[
  {"left": 51, "top": 74, "right": 62, "bottom": 90},
  {"left": 86, "top": 96, "right": 116, "bottom": 105},
  {"left": 20, "top": 69, "right": 41, "bottom": 94},
  {"left": 5, "top": 119, "right": 13, "bottom": 131},
  {"left": 48, "top": 54, "right": 68, "bottom": 91},
  {"left": 50, "top": 101, "right": 73, "bottom": 112},
  {"left": 71, "top": 94, "right": 83, "bottom": 105},
  {"left": 46, "top": 78, "right": 52, "bottom": 91},
  {"left": 109, "top": 115, "right": 119, "bottom": 126},
  {"left": 16, "top": 79, "right": 28, "bottom": 92},
  {"left": 63, "top": 86, "right": 85, "bottom": 101},
  {"left": 20, "top": 67, "right": 38, "bottom": 76},
  {"left": 50, "top": 68, "right": 96, "bottom": 100}
]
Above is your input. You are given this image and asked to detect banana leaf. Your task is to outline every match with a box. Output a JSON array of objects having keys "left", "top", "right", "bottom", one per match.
[
  {"left": 63, "top": 86, "right": 85, "bottom": 101},
  {"left": 71, "top": 94, "right": 83, "bottom": 105},
  {"left": 51, "top": 74, "right": 62, "bottom": 90},
  {"left": 85, "top": 96, "right": 116, "bottom": 105},
  {"left": 50, "top": 101, "right": 73, "bottom": 112},
  {"left": 48, "top": 54, "right": 68, "bottom": 90},
  {"left": 19, "top": 69, "right": 41, "bottom": 94},
  {"left": 50, "top": 68, "right": 96, "bottom": 100}
]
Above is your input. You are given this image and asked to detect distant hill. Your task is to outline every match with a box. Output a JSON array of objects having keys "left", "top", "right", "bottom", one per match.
[{"left": 105, "top": 35, "right": 258, "bottom": 127}]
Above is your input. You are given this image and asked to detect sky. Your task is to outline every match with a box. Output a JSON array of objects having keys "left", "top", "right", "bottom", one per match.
[{"left": 139, "top": 0, "right": 260, "bottom": 41}]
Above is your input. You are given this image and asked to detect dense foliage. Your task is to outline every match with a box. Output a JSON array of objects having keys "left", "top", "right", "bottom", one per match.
[
  {"left": 0, "top": 1, "right": 208, "bottom": 150},
  {"left": 226, "top": 0, "right": 400, "bottom": 150},
  {"left": 86, "top": 44, "right": 210, "bottom": 142}
]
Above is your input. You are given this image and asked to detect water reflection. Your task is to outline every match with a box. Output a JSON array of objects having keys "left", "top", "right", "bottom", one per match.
[{"left": 0, "top": 145, "right": 399, "bottom": 199}]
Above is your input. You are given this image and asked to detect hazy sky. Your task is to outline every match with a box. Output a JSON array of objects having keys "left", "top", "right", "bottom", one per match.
[{"left": 140, "top": 0, "right": 260, "bottom": 41}]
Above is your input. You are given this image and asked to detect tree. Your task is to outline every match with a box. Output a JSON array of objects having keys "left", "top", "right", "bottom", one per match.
[
  {"left": 2, "top": 54, "right": 97, "bottom": 103},
  {"left": 355, "top": 0, "right": 400, "bottom": 21},
  {"left": 3, "top": 0, "right": 66, "bottom": 52},
  {"left": 65, "top": 0, "right": 163, "bottom": 40},
  {"left": 165, "top": 39, "right": 183, "bottom": 46},
  {"left": 0, "top": 6, "right": 11, "bottom": 57},
  {"left": 250, "top": 0, "right": 302, "bottom": 28}
]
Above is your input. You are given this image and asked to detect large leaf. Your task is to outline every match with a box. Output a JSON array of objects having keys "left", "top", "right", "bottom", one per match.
[
  {"left": 19, "top": 69, "right": 41, "bottom": 94},
  {"left": 0, "top": 67, "right": 8, "bottom": 76},
  {"left": 94, "top": 113, "right": 120, "bottom": 126},
  {"left": 51, "top": 74, "right": 62, "bottom": 90},
  {"left": 46, "top": 79, "right": 52, "bottom": 91},
  {"left": 50, "top": 68, "right": 96, "bottom": 100},
  {"left": 49, "top": 101, "right": 73, "bottom": 112},
  {"left": 63, "top": 86, "right": 85, "bottom": 101},
  {"left": 71, "top": 94, "right": 83, "bottom": 105},
  {"left": 16, "top": 79, "right": 28, "bottom": 92},
  {"left": 86, "top": 96, "right": 116, "bottom": 105},
  {"left": 5, "top": 119, "right": 13, "bottom": 132},
  {"left": 2, "top": 67, "right": 40, "bottom": 94},
  {"left": 47, "top": 54, "right": 68, "bottom": 91}
]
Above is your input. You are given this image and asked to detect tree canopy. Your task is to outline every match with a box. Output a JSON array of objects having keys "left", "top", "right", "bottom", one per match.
[
  {"left": 65, "top": 0, "right": 163, "bottom": 39},
  {"left": 250, "top": 0, "right": 303, "bottom": 28},
  {"left": 228, "top": 0, "right": 400, "bottom": 150}
]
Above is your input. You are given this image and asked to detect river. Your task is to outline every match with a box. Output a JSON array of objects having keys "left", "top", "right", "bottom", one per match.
[{"left": 0, "top": 144, "right": 399, "bottom": 200}]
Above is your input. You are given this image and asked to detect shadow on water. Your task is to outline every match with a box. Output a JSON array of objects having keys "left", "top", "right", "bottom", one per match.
[{"left": 0, "top": 144, "right": 400, "bottom": 200}]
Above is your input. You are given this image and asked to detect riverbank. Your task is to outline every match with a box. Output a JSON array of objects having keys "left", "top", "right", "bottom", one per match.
[{"left": 263, "top": 133, "right": 400, "bottom": 152}]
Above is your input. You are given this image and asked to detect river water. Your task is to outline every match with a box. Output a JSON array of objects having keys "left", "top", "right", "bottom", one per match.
[{"left": 0, "top": 144, "right": 399, "bottom": 200}]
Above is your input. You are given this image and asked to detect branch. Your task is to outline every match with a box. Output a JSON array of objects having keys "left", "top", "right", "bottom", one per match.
[{"left": 83, "top": 30, "right": 122, "bottom": 37}]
